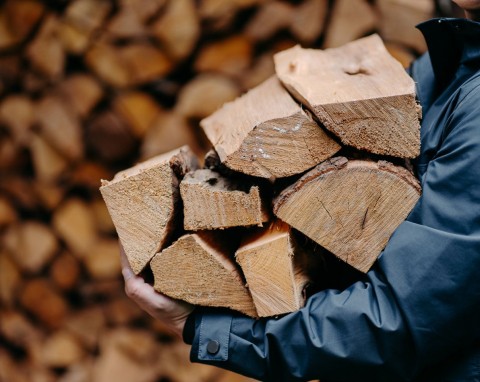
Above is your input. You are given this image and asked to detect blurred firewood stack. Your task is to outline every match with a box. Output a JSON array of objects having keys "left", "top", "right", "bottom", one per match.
[{"left": 0, "top": 0, "right": 435, "bottom": 381}]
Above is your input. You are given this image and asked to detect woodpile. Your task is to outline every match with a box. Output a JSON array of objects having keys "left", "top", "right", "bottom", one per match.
[{"left": 0, "top": 0, "right": 434, "bottom": 381}]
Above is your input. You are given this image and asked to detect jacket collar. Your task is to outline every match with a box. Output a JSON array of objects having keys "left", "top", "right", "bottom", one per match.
[{"left": 416, "top": 18, "right": 480, "bottom": 91}]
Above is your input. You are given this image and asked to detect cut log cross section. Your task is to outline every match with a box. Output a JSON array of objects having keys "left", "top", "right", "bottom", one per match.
[
  {"left": 274, "top": 34, "right": 421, "bottom": 158},
  {"left": 274, "top": 157, "right": 421, "bottom": 272}
]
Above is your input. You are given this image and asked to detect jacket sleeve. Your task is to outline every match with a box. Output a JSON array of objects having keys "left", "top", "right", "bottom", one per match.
[{"left": 186, "top": 84, "right": 480, "bottom": 382}]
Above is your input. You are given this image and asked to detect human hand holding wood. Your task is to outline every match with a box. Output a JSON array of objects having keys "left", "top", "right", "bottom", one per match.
[{"left": 120, "top": 243, "right": 194, "bottom": 338}]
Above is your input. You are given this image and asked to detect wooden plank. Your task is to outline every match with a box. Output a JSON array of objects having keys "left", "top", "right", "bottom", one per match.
[
  {"left": 274, "top": 35, "right": 421, "bottom": 158},
  {"left": 201, "top": 76, "right": 340, "bottom": 179},
  {"left": 235, "top": 221, "right": 312, "bottom": 317},
  {"left": 100, "top": 146, "right": 198, "bottom": 274},
  {"left": 274, "top": 157, "right": 421, "bottom": 272},
  {"left": 181, "top": 169, "right": 269, "bottom": 230},
  {"left": 151, "top": 232, "right": 257, "bottom": 317}
]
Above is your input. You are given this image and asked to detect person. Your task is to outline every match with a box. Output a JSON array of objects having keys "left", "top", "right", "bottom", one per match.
[{"left": 120, "top": 1, "right": 480, "bottom": 380}]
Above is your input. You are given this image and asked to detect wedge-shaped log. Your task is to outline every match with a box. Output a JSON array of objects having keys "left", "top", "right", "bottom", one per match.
[
  {"left": 100, "top": 146, "right": 198, "bottom": 274},
  {"left": 274, "top": 35, "right": 421, "bottom": 158},
  {"left": 201, "top": 76, "right": 340, "bottom": 179},
  {"left": 274, "top": 157, "right": 421, "bottom": 272},
  {"left": 151, "top": 232, "right": 257, "bottom": 317},
  {"left": 181, "top": 169, "right": 268, "bottom": 231},
  {"left": 236, "top": 221, "right": 316, "bottom": 317}
]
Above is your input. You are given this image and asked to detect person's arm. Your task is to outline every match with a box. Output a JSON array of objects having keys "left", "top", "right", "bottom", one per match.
[{"left": 185, "top": 84, "right": 480, "bottom": 381}]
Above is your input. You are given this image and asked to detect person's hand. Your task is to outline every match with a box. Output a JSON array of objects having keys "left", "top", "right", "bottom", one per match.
[{"left": 120, "top": 243, "right": 194, "bottom": 338}]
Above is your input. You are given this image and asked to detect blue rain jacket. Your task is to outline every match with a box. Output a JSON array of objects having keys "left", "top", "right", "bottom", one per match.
[{"left": 184, "top": 18, "right": 480, "bottom": 381}]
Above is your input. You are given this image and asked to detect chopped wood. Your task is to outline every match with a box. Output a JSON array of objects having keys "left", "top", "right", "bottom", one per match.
[
  {"left": 106, "top": 9, "right": 146, "bottom": 39},
  {"left": 0, "top": 95, "right": 34, "bottom": 146},
  {"left": 385, "top": 42, "right": 416, "bottom": 69},
  {"left": 378, "top": 0, "right": 434, "bottom": 53},
  {"left": 245, "top": 2, "right": 293, "bottom": 42},
  {"left": 91, "top": 197, "right": 116, "bottom": 234},
  {"left": 240, "top": 51, "right": 275, "bottom": 90},
  {"left": 49, "top": 252, "right": 81, "bottom": 291},
  {"left": 35, "top": 96, "right": 84, "bottom": 161},
  {"left": 0, "top": 252, "right": 21, "bottom": 306},
  {"left": 274, "top": 157, "right": 421, "bottom": 272},
  {"left": 175, "top": 74, "right": 240, "bottom": 119},
  {"left": 0, "top": 56, "right": 21, "bottom": 94},
  {"left": 274, "top": 35, "right": 421, "bottom": 158},
  {"left": 0, "top": 196, "right": 17, "bottom": 227},
  {"left": 69, "top": 161, "right": 113, "bottom": 190},
  {"left": 105, "top": 298, "right": 143, "bottom": 326},
  {"left": 65, "top": 307, "right": 106, "bottom": 350},
  {"left": 41, "top": 331, "right": 85, "bottom": 368},
  {"left": 84, "top": 238, "right": 121, "bottom": 280},
  {"left": 323, "top": 0, "right": 377, "bottom": 48},
  {"left": 100, "top": 146, "right": 198, "bottom": 274},
  {"left": 113, "top": 91, "right": 162, "bottom": 138},
  {"left": 119, "top": 0, "right": 166, "bottom": 22},
  {"left": 4, "top": 0, "right": 45, "bottom": 42},
  {"left": 151, "top": 232, "right": 258, "bottom": 317},
  {"left": 201, "top": 76, "right": 341, "bottom": 178},
  {"left": 20, "top": 279, "right": 67, "bottom": 329},
  {"left": 181, "top": 169, "right": 269, "bottom": 230},
  {"left": 151, "top": 0, "right": 200, "bottom": 61},
  {"left": 235, "top": 221, "right": 311, "bottom": 316},
  {"left": 290, "top": 0, "right": 328, "bottom": 45},
  {"left": 33, "top": 182, "right": 64, "bottom": 210},
  {"left": 30, "top": 133, "right": 69, "bottom": 183},
  {"left": 85, "top": 43, "right": 130, "bottom": 87},
  {"left": 195, "top": 35, "right": 252, "bottom": 77},
  {"left": 0, "top": 310, "right": 42, "bottom": 348},
  {"left": 0, "top": 11, "right": 17, "bottom": 51},
  {"left": 25, "top": 15, "right": 65, "bottom": 79},
  {"left": 3, "top": 221, "right": 58, "bottom": 274},
  {"left": 52, "top": 198, "right": 98, "bottom": 257}
]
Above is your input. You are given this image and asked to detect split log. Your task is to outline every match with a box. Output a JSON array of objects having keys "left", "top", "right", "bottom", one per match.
[
  {"left": 0, "top": 95, "right": 34, "bottom": 146},
  {"left": 322, "top": 0, "right": 377, "bottom": 48},
  {"left": 65, "top": 307, "right": 106, "bottom": 350},
  {"left": 151, "top": 0, "right": 200, "bottom": 62},
  {"left": 0, "top": 56, "right": 21, "bottom": 95},
  {"left": 201, "top": 76, "right": 340, "bottom": 179},
  {"left": 151, "top": 232, "right": 258, "bottom": 317},
  {"left": 69, "top": 161, "right": 113, "bottom": 190},
  {"left": 52, "top": 198, "right": 98, "bottom": 257},
  {"left": 240, "top": 51, "right": 275, "bottom": 90},
  {"left": 0, "top": 251, "right": 21, "bottom": 306},
  {"left": 91, "top": 197, "right": 116, "bottom": 235},
  {"left": 41, "top": 331, "right": 85, "bottom": 368},
  {"left": 119, "top": 0, "right": 166, "bottom": 23},
  {"left": 181, "top": 169, "right": 269, "bottom": 230},
  {"left": 236, "top": 221, "right": 312, "bottom": 316},
  {"left": 273, "top": 157, "right": 421, "bottom": 272},
  {"left": 33, "top": 182, "right": 64, "bottom": 210},
  {"left": 290, "top": 0, "right": 328, "bottom": 45},
  {"left": 385, "top": 42, "right": 416, "bottom": 69},
  {"left": 30, "top": 133, "right": 69, "bottom": 183},
  {"left": 106, "top": 8, "right": 146, "bottom": 40},
  {"left": 3, "top": 221, "right": 58, "bottom": 274},
  {"left": 83, "top": 238, "right": 121, "bottom": 279},
  {"left": 245, "top": 2, "right": 293, "bottom": 42},
  {"left": 0, "top": 196, "right": 17, "bottom": 227},
  {"left": 274, "top": 35, "right": 421, "bottom": 158},
  {"left": 377, "top": 0, "right": 434, "bottom": 53},
  {"left": 0, "top": 310, "right": 42, "bottom": 349},
  {"left": 100, "top": 146, "right": 198, "bottom": 274},
  {"left": 105, "top": 298, "right": 143, "bottom": 326},
  {"left": 50, "top": 252, "right": 81, "bottom": 291},
  {"left": 85, "top": 43, "right": 130, "bottom": 87}
]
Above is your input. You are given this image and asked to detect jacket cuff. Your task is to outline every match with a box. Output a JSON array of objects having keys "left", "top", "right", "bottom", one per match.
[{"left": 182, "top": 309, "right": 197, "bottom": 345}]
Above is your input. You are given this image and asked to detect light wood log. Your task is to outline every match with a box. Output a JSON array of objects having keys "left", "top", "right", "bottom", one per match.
[
  {"left": 290, "top": 0, "right": 328, "bottom": 45},
  {"left": 274, "top": 157, "right": 421, "bottom": 272},
  {"left": 84, "top": 238, "right": 121, "bottom": 280},
  {"left": 85, "top": 43, "right": 130, "bottom": 87},
  {"left": 25, "top": 15, "right": 65, "bottom": 79},
  {"left": 240, "top": 51, "right": 275, "bottom": 90},
  {"left": 100, "top": 146, "right": 198, "bottom": 274},
  {"left": 30, "top": 133, "right": 69, "bottom": 183},
  {"left": 105, "top": 298, "right": 143, "bottom": 326},
  {"left": 0, "top": 311, "right": 42, "bottom": 349},
  {"left": 113, "top": 91, "right": 162, "bottom": 138},
  {"left": 0, "top": 251, "right": 20, "bottom": 306},
  {"left": 35, "top": 96, "right": 83, "bottom": 161},
  {"left": 322, "top": 0, "right": 377, "bottom": 48},
  {"left": 151, "top": 0, "right": 200, "bottom": 61},
  {"left": 52, "top": 198, "right": 98, "bottom": 257},
  {"left": 3, "top": 221, "right": 58, "bottom": 274},
  {"left": 0, "top": 95, "right": 34, "bottom": 146},
  {"left": 181, "top": 169, "right": 269, "bottom": 230},
  {"left": 0, "top": 11, "right": 17, "bottom": 51},
  {"left": 65, "top": 307, "right": 106, "bottom": 350},
  {"left": 274, "top": 35, "right": 421, "bottom": 158},
  {"left": 245, "top": 2, "right": 293, "bottom": 42},
  {"left": 378, "top": 0, "right": 434, "bottom": 53},
  {"left": 106, "top": 9, "right": 146, "bottom": 39},
  {"left": 50, "top": 252, "right": 81, "bottom": 291},
  {"left": 69, "top": 161, "right": 112, "bottom": 190},
  {"left": 41, "top": 331, "right": 85, "bottom": 368},
  {"left": 0, "top": 56, "right": 21, "bottom": 95},
  {"left": 33, "top": 182, "right": 64, "bottom": 210},
  {"left": 195, "top": 35, "right": 252, "bottom": 77},
  {"left": 20, "top": 279, "right": 67, "bottom": 329},
  {"left": 119, "top": 0, "right": 166, "bottom": 22},
  {"left": 201, "top": 76, "right": 340, "bottom": 178},
  {"left": 236, "top": 221, "right": 311, "bottom": 316},
  {"left": 151, "top": 232, "right": 258, "bottom": 317},
  {"left": 175, "top": 74, "right": 240, "bottom": 119},
  {"left": 0, "top": 196, "right": 17, "bottom": 227},
  {"left": 91, "top": 197, "right": 116, "bottom": 234}
]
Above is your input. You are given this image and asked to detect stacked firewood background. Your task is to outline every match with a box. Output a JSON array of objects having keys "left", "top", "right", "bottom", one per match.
[{"left": 0, "top": 0, "right": 442, "bottom": 381}]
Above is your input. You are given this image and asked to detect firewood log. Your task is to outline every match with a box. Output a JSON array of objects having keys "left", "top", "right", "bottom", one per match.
[
  {"left": 41, "top": 331, "right": 85, "bottom": 368},
  {"left": 290, "top": 0, "right": 328, "bottom": 45},
  {"left": 30, "top": 133, "right": 69, "bottom": 183},
  {"left": 0, "top": 96, "right": 34, "bottom": 147},
  {"left": 100, "top": 146, "right": 198, "bottom": 274},
  {"left": 274, "top": 35, "right": 421, "bottom": 158},
  {"left": 245, "top": 2, "right": 293, "bottom": 42},
  {"left": 201, "top": 76, "right": 340, "bottom": 179},
  {"left": 0, "top": 196, "right": 17, "bottom": 228},
  {"left": 0, "top": 251, "right": 20, "bottom": 306},
  {"left": 65, "top": 307, "right": 106, "bottom": 350},
  {"left": 274, "top": 157, "right": 421, "bottom": 272},
  {"left": 151, "top": 232, "right": 258, "bottom": 317},
  {"left": 83, "top": 238, "right": 121, "bottom": 280},
  {"left": 49, "top": 252, "right": 81, "bottom": 291}
]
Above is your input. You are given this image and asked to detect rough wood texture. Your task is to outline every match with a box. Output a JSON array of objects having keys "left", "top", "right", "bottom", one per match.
[
  {"left": 181, "top": 169, "right": 269, "bottom": 230},
  {"left": 201, "top": 76, "right": 340, "bottom": 179},
  {"left": 151, "top": 232, "right": 257, "bottom": 317},
  {"left": 274, "top": 157, "right": 421, "bottom": 272},
  {"left": 275, "top": 35, "right": 421, "bottom": 158},
  {"left": 100, "top": 146, "right": 198, "bottom": 274},
  {"left": 235, "top": 221, "right": 311, "bottom": 317}
]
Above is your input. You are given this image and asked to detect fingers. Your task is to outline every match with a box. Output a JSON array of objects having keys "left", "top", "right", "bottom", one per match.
[{"left": 119, "top": 242, "right": 135, "bottom": 281}]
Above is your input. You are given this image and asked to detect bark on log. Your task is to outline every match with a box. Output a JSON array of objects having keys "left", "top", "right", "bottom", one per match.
[
  {"left": 151, "top": 232, "right": 258, "bottom": 317},
  {"left": 274, "top": 35, "right": 421, "bottom": 158},
  {"left": 100, "top": 146, "right": 198, "bottom": 274},
  {"left": 181, "top": 169, "right": 269, "bottom": 230},
  {"left": 274, "top": 157, "right": 421, "bottom": 272},
  {"left": 201, "top": 76, "right": 340, "bottom": 179}
]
